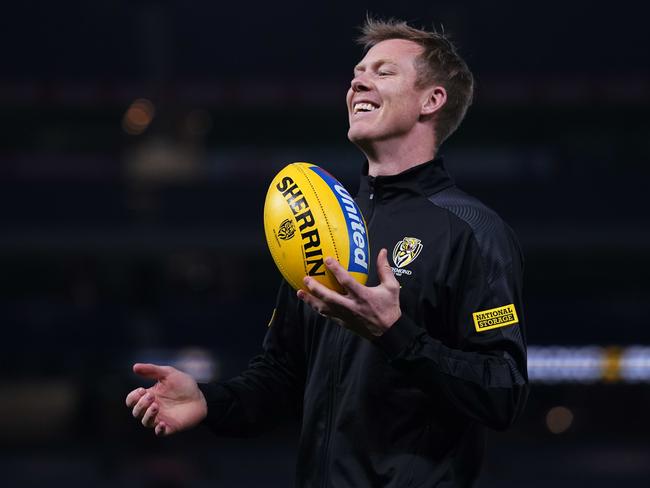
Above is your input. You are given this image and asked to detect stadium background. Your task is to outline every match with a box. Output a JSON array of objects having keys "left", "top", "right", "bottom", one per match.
[{"left": 1, "top": 0, "right": 649, "bottom": 486}]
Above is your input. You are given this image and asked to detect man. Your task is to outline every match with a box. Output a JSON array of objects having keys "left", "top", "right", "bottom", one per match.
[{"left": 126, "top": 17, "right": 528, "bottom": 487}]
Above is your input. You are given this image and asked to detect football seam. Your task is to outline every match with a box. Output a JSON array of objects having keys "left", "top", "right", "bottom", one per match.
[{"left": 295, "top": 164, "right": 341, "bottom": 265}]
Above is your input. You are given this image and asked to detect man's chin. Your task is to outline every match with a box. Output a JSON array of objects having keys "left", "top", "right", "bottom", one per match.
[{"left": 347, "top": 126, "right": 373, "bottom": 145}]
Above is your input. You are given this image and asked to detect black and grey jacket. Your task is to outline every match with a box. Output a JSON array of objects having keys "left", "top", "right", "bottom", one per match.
[{"left": 199, "top": 158, "right": 528, "bottom": 488}]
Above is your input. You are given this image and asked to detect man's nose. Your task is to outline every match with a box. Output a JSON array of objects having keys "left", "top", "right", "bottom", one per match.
[{"left": 351, "top": 75, "right": 371, "bottom": 92}]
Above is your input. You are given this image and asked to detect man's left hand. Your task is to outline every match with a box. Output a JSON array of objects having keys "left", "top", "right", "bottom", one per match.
[{"left": 297, "top": 248, "right": 401, "bottom": 339}]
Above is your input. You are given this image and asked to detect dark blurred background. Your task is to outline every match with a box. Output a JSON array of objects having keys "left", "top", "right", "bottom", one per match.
[{"left": 1, "top": 0, "right": 649, "bottom": 486}]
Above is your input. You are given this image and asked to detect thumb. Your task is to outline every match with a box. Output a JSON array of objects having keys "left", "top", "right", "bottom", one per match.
[
  {"left": 377, "top": 248, "right": 396, "bottom": 284},
  {"left": 133, "top": 363, "right": 169, "bottom": 381}
]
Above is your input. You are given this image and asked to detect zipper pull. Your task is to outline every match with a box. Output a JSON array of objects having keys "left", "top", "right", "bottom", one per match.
[{"left": 368, "top": 176, "right": 376, "bottom": 201}]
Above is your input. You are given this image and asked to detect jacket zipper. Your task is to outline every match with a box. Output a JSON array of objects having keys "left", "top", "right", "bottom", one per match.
[
  {"left": 367, "top": 177, "right": 376, "bottom": 224},
  {"left": 320, "top": 179, "right": 376, "bottom": 487}
]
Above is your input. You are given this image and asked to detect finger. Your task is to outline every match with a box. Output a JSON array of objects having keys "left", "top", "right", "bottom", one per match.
[
  {"left": 141, "top": 402, "right": 159, "bottom": 428},
  {"left": 155, "top": 421, "right": 167, "bottom": 436},
  {"left": 300, "top": 286, "right": 355, "bottom": 323},
  {"left": 125, "top": 387, "right": 147, "bottom": 408},
  {"left": 303, "top": 275, "right": 353, "bottom": 309},
  {"left": 298, "top": 290, "right": 347, "bottom": 328},
  {"left": 133, "top": 363, "right": 168, "bottom": 381},
  {"left": 377, "top": 249, "right": 398, "bottom": 286},
  {"left": 297, "top": 289, "right": 330, "bottom": 315},
  {"left": 132, "top": 392, "right": 155, "bottom": 419},
  {"left": 324, "top": 257, "right": 365, "bottom": 295}
]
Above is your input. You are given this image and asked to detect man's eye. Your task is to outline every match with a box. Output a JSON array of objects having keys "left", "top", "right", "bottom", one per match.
[{"left": 378, "top": 71, "right": 392, "bottom": 76}]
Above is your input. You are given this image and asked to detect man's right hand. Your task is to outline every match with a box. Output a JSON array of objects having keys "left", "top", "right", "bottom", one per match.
[{"left": 125, "top": 363, "right": 208, "bottom": 436}]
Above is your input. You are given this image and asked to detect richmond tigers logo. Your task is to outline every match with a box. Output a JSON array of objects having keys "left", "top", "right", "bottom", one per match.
[
  {"left": 393, "top": 237, "right": 423, "bottom": 268},
  {"left": 277, "top": 219, "right": 295, "bottom": 240}
]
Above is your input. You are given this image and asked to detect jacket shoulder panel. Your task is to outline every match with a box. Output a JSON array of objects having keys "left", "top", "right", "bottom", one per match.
[{"left": 427, "top": 186, "right": 522, "bottom": 288}]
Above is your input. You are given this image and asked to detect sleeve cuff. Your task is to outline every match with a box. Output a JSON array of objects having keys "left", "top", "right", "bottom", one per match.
[
  {"left": 198, "top": 382, "right": 235, "bottom": 425},
  {"left": 373, "top": 313, "right": 426, "bottom": 360}
]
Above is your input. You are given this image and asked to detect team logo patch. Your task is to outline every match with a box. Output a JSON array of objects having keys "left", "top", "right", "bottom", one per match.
[
  {"left": 277, "top": 219, "right": 295, "bottom": 240},
  {"left": 393, "top": 237, "right": 423, "bottom": 268},
  {"left": 473, "top": 304, "right": 519, "bottom": 332}
]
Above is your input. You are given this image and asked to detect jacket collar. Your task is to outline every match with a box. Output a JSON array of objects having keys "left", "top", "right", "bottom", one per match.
[{"left": 357, "top": 157, "right": 455, "bottom": 201}]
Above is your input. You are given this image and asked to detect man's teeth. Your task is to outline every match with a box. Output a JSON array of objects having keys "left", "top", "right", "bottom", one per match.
[{"left": 354, "top": 102, "right": 378, "bottom": 114}]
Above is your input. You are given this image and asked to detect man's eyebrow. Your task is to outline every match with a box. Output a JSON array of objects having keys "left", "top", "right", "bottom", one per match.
[{"left": 354, "top": 59, "right": 398, "bottom": 73}]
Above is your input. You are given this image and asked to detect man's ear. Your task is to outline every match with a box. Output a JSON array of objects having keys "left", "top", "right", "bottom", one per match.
[{"left": 421, "top": 86, "right": 447, "bottom": 116}]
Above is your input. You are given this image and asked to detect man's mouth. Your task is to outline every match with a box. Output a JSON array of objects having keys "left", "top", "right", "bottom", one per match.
[{"left": 353, "top": 102, "right": 380, "bottom": 115}]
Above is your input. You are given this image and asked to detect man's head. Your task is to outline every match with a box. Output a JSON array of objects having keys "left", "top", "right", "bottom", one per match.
[{"left": 347, "top": 17, "right": 474, "bottom": 154}]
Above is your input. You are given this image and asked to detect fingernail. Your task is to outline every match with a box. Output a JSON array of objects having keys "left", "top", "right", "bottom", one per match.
[{"left": 325, "top": 257, "right": 333, "bottom": 265}]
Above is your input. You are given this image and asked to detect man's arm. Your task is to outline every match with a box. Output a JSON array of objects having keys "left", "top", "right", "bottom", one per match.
[
  {"left": 127, "top": 281, "right": 306, "bottom": 437},
  {"left": 372, "top": 225, "right": 527, "bottom": 430},
  {"left": 199, "top": 280, "right": 306, "bottom": 437},
  {"left": 299, "top": 230, "right": 527, "bottom": 431}
]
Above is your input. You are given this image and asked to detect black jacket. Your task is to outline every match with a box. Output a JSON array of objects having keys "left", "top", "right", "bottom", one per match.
[{"left": 199, "top": 158, "right": 528, "bottom": 487}]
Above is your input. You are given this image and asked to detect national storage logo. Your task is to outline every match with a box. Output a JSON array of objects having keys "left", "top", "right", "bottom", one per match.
[{"left": 473, "top": 304, "right": 519, "bottom": 332}]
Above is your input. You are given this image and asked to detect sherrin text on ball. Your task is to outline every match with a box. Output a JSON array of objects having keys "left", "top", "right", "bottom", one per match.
[{"left": 264, "top": 162, "right": 369, "bottom": 292}]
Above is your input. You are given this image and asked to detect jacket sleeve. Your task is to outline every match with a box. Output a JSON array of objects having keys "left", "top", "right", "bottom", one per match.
[
  {"left": 198, "top": 280, "right": 305, "bottom": 437},
  {"left": 374, "top": 221, "right": 528, "bottom": 431}
]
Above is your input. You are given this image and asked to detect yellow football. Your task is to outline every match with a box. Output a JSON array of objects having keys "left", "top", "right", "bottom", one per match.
[{"left": 263, "top": 162, "right": 370, "bottom": 292}]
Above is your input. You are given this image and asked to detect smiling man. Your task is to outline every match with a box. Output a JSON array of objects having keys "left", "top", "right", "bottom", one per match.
[{"left": 127, "top": 17, "right": 528, "bottom": 487}]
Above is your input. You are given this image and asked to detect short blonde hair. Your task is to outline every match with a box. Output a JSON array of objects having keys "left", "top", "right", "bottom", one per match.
[{"left": 358, "top": 17, "right": 474, "bottom": 146}]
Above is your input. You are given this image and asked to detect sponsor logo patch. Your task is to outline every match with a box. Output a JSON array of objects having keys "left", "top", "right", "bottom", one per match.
[
  {"left": 473, "top": 304, "right": 519, "bottom": 332},
  {"left": 277, "top": 219, "right": 295, "bottom": 240}
]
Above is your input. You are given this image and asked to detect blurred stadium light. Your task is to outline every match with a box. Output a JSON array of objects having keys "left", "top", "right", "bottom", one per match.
[
  {"left": 528, "top": 345, "right": 650, "bottom": 383},
  {"left": 122, "top": 98, "right": 155, "bottom": 136}
]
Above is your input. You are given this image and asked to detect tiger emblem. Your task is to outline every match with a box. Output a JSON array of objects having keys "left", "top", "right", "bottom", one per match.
[
  {"left": 277, "top": 218, "right": 296, "bottom": 240},
  {"left": 392, "top": 237, "right": 423, "bottom": 268}
]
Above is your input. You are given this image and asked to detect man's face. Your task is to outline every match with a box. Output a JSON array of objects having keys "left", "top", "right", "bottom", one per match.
[{"left": 346, "top": 39, "right": 429, "bottom": 145}]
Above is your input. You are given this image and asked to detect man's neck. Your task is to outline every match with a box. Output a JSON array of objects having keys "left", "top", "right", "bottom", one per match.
[{"left": 358, "top": 131, "right": 438, "bottom": 177}]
